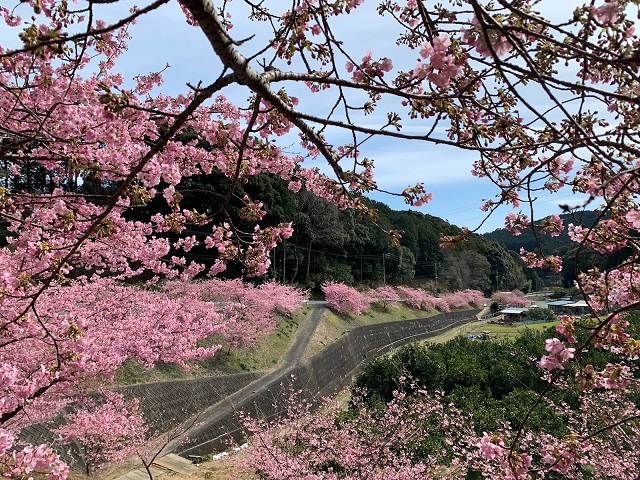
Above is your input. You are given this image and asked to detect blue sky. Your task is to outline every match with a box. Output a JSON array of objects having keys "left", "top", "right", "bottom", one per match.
[{"left": 90, "top": 1, "right": 592, "bottom": 233}]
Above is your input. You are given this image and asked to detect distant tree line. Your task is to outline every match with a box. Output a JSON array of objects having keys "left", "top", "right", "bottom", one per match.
[
  {"left": 1, "top": 152, "right": 540, "bottom": 293},
  {"left": 274, "top": 193, "right": 542, "bottom": 293},
  {"left": 484, "top": 211, "right": 632, "bottom": 288},
  {"left": 179, "top": 172, "right": 542, "bottom": 293}
]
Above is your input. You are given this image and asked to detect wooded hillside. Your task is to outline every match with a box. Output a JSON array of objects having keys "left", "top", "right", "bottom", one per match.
[{"left": 484, "top": 211, "right": 631, "bottom": 287}]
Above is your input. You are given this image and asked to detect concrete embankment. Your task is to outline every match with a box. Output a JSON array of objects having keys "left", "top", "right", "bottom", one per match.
[
  {"left": 176, "top": 308, "right": 481, "bottom": 457},
  {"left": 18, "top": 372, "right": 264, "bottom": 468},
  {"left": 19, "top": 307, "right": 480, "bottom": 468}
]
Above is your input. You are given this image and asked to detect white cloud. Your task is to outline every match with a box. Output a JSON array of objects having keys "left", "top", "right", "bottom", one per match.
[
  {"left": 69, "top": 1, "right": 603, "bottom": 231},
  {"left": 368, "top": 148, "right": 478, "bottom": 188}
]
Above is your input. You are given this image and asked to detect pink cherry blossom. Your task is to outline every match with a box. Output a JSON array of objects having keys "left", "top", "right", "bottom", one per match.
[
  {"left": 2, "top": 1, "right": 640, "bottom": 478},
  {"left": 478, "top": 432, "right": 505, "bottom": 460},
  {"left": 463, "top": 15, "right": 514, "bottom": 58},
  {"left": 538, "top": 338, "right": 575, "bottom": 371},
  {"left": 322, "top": 281, "right": 371, "bottom": 315},
  {"left": 594, "top": 0, "right": 620, "bottom": 26},
  {"left": 626, "top": 210, "right": 640, "bottom": 229}
]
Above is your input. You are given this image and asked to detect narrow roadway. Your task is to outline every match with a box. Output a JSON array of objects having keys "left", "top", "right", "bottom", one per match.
[
  {"left": 167, "top": 304, "right": 326, "bottom": 455},
  {"left": 173, "top": 306, "right": 483, "bottom": 458},
  {"left": 279, "top": 303, "right": 325, "bottom": 368}
]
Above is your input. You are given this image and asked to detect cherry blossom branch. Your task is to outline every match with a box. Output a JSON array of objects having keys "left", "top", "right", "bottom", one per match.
[{"left": 0, "top": 0, "right": 171, "bottom": 59}]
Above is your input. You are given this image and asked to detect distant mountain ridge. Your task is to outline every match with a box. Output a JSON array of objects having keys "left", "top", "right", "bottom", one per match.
[
  {"left": 482, "top": 210, "right": 631, "bottom": 287},
  {"left": 483, "top": 210, "right": 602, "bottom": 256}
]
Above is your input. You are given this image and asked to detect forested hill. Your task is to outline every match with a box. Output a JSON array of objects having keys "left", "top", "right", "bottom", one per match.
[
  {"left": 0, "top": 165, "right": 540, "bottom": 293},
  {"left": 483, "top": 210, "right": 630, "bottom": 287},
  {"left": 163, "top": 170, "right": 540, "bottom": 293},
  {"left": 482, "top": 210, "right": 602, "bottom": 254},
  {"left": 339, "top": 199, "right": 542, "bottom": 293}
]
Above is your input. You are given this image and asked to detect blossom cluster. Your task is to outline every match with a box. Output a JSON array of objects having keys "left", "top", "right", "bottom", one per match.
[
  {"left": 346, "top": 52, "right": 393, "bottom": 83},
  {"left": 241, "top": 383, "right": 477, "bottom": 479},
  {"left": 410, "top": 34, "right": 464, "bottom": 89},
  {"left": 54, "top": 392, "right": 146, "bottom": 473},
  {"left": 0, "top": 429, "right": 68, "bottom": 480},
  {"left": 322, "top": 283, "right": 484, "bottom": 315},
  {"left": 538, "top": 338, "right": 576, "bottom": 371},
  {"left": 322, "top": 281, "right": 372, "bottom": 315},
  {"left": 491, "top": 290, "right": 529, "bottom": 308}
]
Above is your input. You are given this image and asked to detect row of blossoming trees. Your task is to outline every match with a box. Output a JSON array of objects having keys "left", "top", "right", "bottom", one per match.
[
  {"left": 1, "top": 278, "right": 307, "bottom": 476},
  {"left": 321, "top": 281, "right": 485, "bottom": 315},
  {"left": 491, "top": 290, "right": 530, "bottom": 309},
  {"left": 2, "top": 0, "right": 640, "bottom": 478},
  {"left": 54, "top": 281, "right": 483, "bottom": 474}
]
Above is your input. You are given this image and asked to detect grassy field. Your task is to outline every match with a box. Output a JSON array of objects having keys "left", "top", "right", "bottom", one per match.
[{"left": 460, "top": 321, "right": 558, "bottom": 341}]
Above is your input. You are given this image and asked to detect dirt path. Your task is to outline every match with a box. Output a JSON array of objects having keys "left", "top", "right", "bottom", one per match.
[
  {"left": 157, "top": 306, "right": 325, "bottom": 454},
  {"left": 279, "top": 305, "right": 325, "bottom": 368}
]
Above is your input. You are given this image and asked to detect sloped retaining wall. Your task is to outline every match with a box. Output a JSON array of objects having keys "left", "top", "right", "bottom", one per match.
[
  {"left": 177, "top": 308, "right": 481, "bottom": 457},
  {"left": 18, "top": 371, "right": 262, "bottom": 467},
  {"left": 122, "top": 371, "right": 262, "bottom": 432},
  {"left": 19, "top": 309, "right": 480, "bottom": 465}
]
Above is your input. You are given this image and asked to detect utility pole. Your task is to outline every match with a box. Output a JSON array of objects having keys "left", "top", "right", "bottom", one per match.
[
  {"left": 382, "top": 252, "right": 387, "bottom": 286},
  {"left": 282, "top": 240, "right": 286, "bottom": 284}
]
